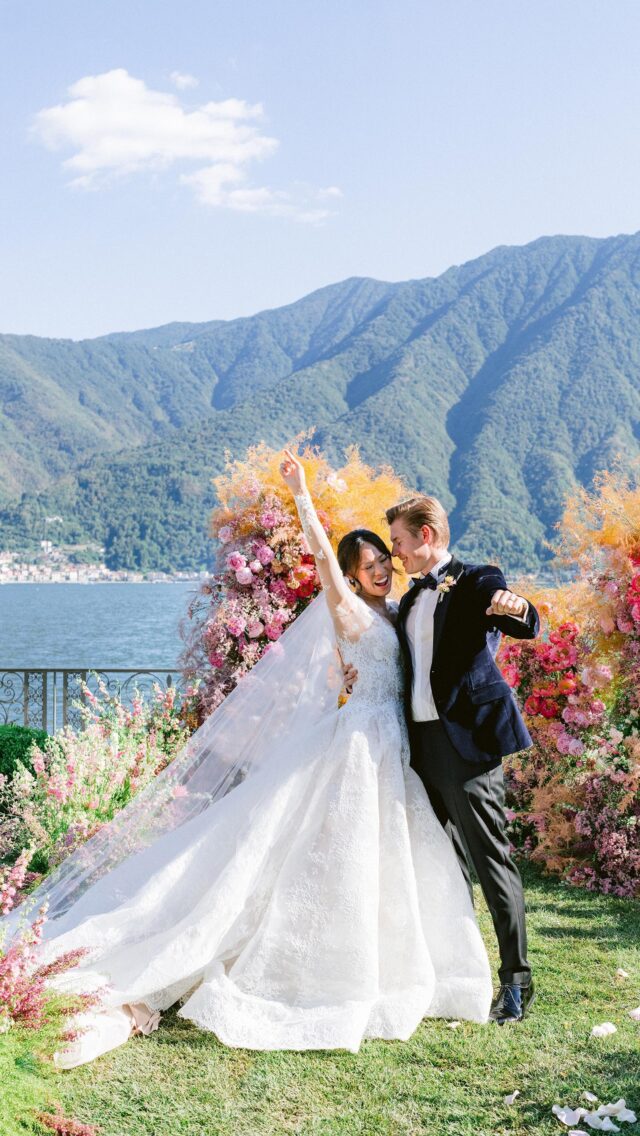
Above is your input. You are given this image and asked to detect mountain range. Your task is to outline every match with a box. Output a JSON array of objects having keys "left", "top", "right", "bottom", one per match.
[{"left": 1, "top": 231, "right": 639, "bottom": 573}]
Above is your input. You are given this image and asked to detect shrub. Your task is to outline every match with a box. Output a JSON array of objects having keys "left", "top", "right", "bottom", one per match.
[{"left": 0, "top": 724, "right": 48, "bottom": 782}]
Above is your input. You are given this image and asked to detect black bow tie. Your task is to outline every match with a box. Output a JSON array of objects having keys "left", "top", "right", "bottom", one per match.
[{"left": 410, "top": 573, "right": 439, "bottom": 592}]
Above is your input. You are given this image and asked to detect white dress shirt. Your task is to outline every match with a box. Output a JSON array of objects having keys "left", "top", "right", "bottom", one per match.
[{"left": 405, "top": 552, "right": 452, "bottom": 723}]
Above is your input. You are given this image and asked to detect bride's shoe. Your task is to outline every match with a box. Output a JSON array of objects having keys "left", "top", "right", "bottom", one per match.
[{"left": 53, "top": 1002, "right": 161, "bottom": 1070}]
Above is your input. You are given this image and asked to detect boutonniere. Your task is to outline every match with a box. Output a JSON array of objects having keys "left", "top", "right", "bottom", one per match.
[{"left": 436, "top": 574, "right": 457, "bottom": 603}]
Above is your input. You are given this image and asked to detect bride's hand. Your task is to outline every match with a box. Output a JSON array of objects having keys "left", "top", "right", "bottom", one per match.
[{"left": 279, "top": 449, "right": 306, "bottom": 494}]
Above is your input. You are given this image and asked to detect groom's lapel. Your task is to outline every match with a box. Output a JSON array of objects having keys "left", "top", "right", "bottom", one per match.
[{"left": 432, "top": 555, "right": 465, "bottom": 662}]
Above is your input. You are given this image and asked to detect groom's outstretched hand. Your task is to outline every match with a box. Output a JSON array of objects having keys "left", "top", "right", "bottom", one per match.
[{"left": 486, "top": 589, "right": 528, "bottom": 620}]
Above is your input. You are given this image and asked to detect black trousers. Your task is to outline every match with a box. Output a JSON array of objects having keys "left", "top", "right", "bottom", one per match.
[{"left": 410, "top": 718, "right": 531, "bottom": 986}]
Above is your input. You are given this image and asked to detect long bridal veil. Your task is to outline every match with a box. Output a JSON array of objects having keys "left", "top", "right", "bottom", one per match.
[{"left": 2, "top": 594, "right": 341, "bottom": 948}]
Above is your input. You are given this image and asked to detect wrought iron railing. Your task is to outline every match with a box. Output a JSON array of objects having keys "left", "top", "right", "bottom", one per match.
[{"left": 0, "top": 669, "right": 184, "bottom": 733}]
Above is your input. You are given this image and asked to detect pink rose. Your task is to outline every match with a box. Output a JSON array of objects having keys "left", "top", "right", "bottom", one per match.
[
  {"left": 247, "top": 620, "right": 265, "bottom": 638},
  {"left": 260, "top": 511, "right": 277, "bottom": 529},
  {"left": 257, "top": 545, "right": 275, "bottom": 566},
  {"left": 227, "top": 617, "right": 246, "bottom": 637},
  {"left": 617, "top": 615, "right": 634, "bottom": 633},
  {"left": 208, "top": 652, "right": 225, "bottom": 668},
  {"left": 265, "top": 622, "right": 283, "bottom": 641},
  {"left": 227, "top": 552, "right": 247, "bottom": 571},
  {"left": 235, "top": 567, "right": 254, "bottom": 585},
  {"left": 249, "top": 560, "right": 263, "bottom": 574},
  {"left": 218, "top": 525, "right": 234, "bottom": 544},
  {"left": 567, "top": 737, "right": 585, "bottom": 757}
]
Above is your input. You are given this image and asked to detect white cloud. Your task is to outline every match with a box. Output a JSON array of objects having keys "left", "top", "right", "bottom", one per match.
[
  {"left": 169, "top": 71, "right": 199, "bottom": 90},
  {"left": 33, "top": 69, "right": 340, "bottom": 223}
]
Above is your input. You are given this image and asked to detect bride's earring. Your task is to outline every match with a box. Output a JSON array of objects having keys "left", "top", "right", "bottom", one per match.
[{"left": 347, "top": 576, "right": 362, "bottom": 595}]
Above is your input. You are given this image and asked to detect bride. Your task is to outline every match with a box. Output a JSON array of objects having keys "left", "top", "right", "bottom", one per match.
[{"left": 2, "top": 450, "right": 492, "bottom": 1068}]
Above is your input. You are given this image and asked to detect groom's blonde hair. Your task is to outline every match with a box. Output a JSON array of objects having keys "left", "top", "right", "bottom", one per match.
[{"left": 385, "top": 496, "right": 450, "bottom": 546}]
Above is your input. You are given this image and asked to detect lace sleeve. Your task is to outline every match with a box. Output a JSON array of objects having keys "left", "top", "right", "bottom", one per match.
[{"left": 293, "top": 490, "right": 373, "bottom": 642}]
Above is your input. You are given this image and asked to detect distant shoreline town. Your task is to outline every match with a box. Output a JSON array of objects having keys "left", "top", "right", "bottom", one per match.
[{"left": 0, "top": 551, "right": 206, "bottom": 585}]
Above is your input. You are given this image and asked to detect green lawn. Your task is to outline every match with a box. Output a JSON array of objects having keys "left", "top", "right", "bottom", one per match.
[{"left": 3, "top": 864, "right": 639, "bottom": 1136}]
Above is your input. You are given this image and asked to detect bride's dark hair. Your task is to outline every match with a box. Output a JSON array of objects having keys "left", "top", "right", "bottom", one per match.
[{"left": 337, "top": 529, "right": 393, "bottom": 588}]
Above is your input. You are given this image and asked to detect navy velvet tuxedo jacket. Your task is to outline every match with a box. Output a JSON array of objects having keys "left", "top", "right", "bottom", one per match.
[{"left": 396, "top": 554, "right": 540, "bottom": 765}]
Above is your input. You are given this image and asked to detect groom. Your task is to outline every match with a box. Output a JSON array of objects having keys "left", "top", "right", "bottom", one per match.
[{"left": 344, "top": 494, "right": 539, "bottom": 1025}]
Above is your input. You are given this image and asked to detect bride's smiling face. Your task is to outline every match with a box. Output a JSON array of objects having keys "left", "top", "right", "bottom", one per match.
[{"left": 352, "top": 543, "right": 393, "bottom": 598}]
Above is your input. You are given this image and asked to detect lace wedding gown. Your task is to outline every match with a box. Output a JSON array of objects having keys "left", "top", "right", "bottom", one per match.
[{"left": 6, "top": 488, "right": 492, "bottom": 1067}]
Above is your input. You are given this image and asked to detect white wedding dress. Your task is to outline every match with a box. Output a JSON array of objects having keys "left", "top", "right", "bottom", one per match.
[{"left": 4, "top": 489, "right": 492, "bottom": 1067}]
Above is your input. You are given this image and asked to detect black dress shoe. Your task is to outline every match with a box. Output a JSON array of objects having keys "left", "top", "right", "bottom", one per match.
[{"left": 489, "top": 980, "right": 536, "bottom": 1024}]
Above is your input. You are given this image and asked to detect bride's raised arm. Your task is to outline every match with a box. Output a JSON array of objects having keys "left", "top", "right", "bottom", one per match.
[{"left": 279, "top": 449, "right": 373, "bottom": 642}]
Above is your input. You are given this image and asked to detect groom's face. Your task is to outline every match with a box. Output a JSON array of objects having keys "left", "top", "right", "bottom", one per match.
[{"left": 389, "top": 518, "right": 433, "bottom": 576}]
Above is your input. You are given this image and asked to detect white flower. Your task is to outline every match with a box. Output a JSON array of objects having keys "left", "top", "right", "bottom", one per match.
[
  {"left": 437, "top": 574, "right": 458, "bottom": 603},
  {"left": 583, "top": 1094, "right": 599, "bottom": 1104},
  {"left": 446, "top": 1020, "right": 461, "bottom": 1030},
  {"left": 504, "top": 1090, "right": 520, "bottom": 1106},
  {"left": 553, "top": 1105, "right": 588, "bottom": 1126},
  {"left": 590, "top": 1022, "right": 617, "bottom": 1038},
  {"left": 615, "top": 969, "right": 629, "bottom": 979},
  {"left": 326, "top": 472, "right": 347, "bottom": 493},
  {"left": 627, "top": 1006, "right": 640, "bottom": 1021}
]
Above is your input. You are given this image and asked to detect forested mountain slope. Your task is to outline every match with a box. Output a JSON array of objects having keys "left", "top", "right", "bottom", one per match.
[{"left": 2, "top": 233, "right": 639, "bottom": 572}]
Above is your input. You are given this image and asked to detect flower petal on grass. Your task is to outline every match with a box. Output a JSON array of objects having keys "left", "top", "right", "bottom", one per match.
[
  {"left": 615, "top": 969, "right": 629, "bottom": 979},
  {"left": 583, "top": 1094, "right": 599, "bottom": 1104},
  {"left": 504, "top": 1090, "right": 520, "bottom": 1106},
  {"left": 446, "top": 1020, "right": 461, "bottom": 1030},
  {"left": 584, "top": 1116, "right": 620, "bottom": 1132},
  {"left": 628, "top": 1006, "right": 640, "bottom": 1021},
  {"left": 553, "top": 1105, "right": 588, "bottom": 1126},
  {"left": 590, "top": 1022, "right": 617, "bottom": 1038},
  {"left": 597, "top": 1102, "right": 627, "bottom": 1117}
]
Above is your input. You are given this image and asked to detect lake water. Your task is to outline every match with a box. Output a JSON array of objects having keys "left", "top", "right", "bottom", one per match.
[{"left": 0, "top": 582, "right": 200, "bottom": 669}]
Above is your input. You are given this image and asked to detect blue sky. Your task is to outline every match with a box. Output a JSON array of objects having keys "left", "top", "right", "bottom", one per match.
[{"left": 2, "top": 0, "right": 640, "bottom": 339}]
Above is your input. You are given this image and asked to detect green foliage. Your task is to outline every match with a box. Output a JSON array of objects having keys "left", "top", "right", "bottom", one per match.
[
  {"left": 2, "top": 235, "right": 640, "bottom": 572},
  {"left": 0, "top": 725, "right": 47, "bottom": 781}
]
